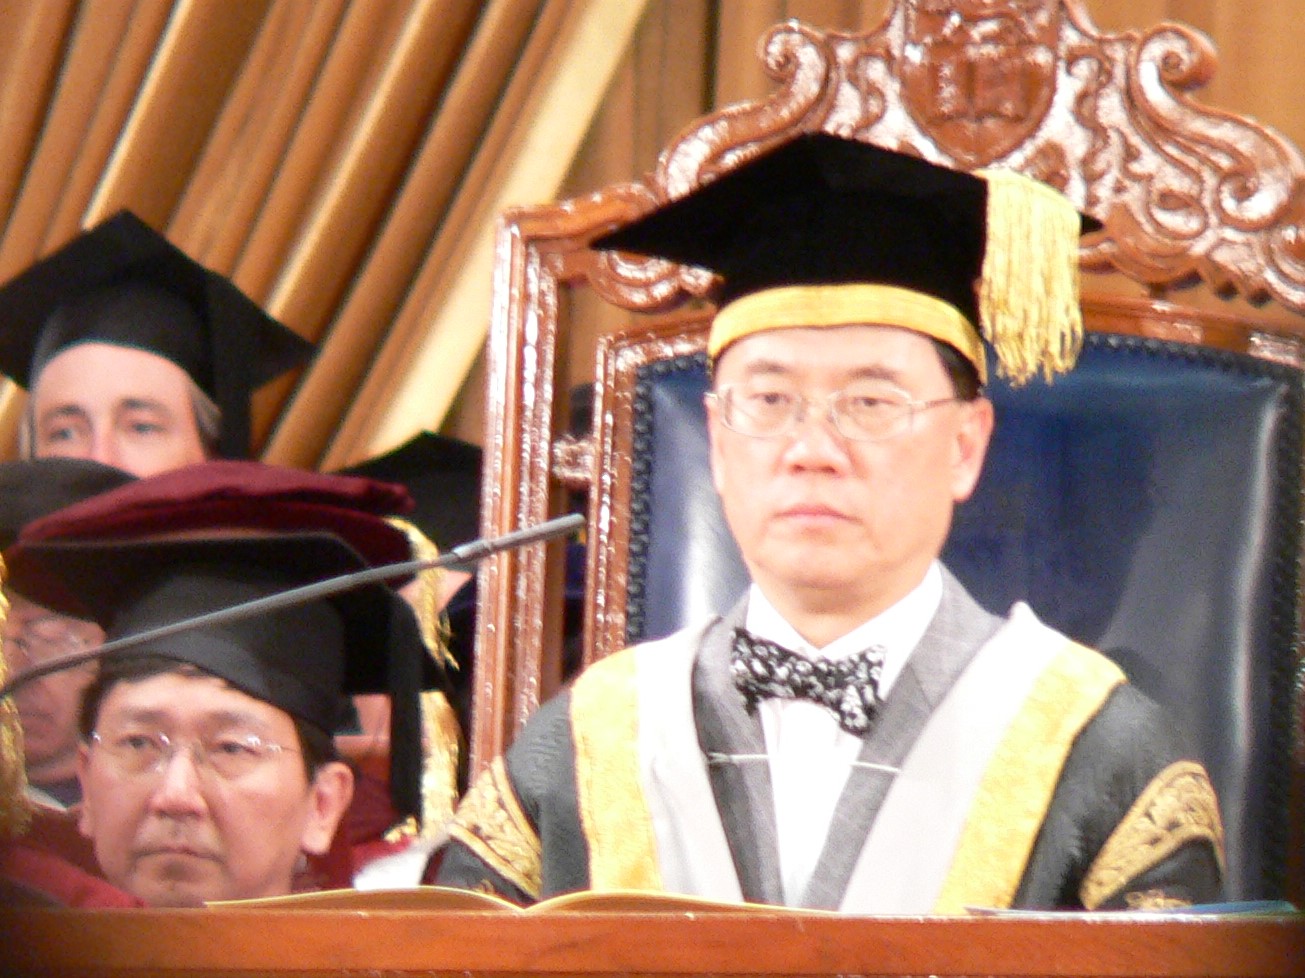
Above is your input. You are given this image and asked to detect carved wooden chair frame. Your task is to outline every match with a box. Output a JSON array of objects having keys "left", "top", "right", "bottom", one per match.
[{"left": 472, "top": 2, "right": 1305, "bottom": 879}]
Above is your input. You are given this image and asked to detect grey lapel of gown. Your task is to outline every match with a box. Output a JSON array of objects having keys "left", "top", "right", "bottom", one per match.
[
  {"left": 693, "top": 596, "right": 786, "bottom": 905},
  {"left": 800, "top": 568, "right": 1004, "bottom": 909},
  {"left": 690, "top": 572, "right": 1003, "bottom": 909}
]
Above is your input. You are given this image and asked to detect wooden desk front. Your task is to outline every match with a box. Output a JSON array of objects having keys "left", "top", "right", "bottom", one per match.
[{"left": 1, "top": 908, "right": 1301, "bottom": 977}]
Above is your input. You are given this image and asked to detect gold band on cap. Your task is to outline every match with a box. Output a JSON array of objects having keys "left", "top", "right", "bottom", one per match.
[{"left": 709, "top": 283, "right": 988, "bottom": 383}]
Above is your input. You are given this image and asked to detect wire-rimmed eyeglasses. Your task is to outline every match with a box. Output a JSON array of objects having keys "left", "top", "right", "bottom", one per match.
[
  {"left": 2, "top": 616, "right": 93, "bottom": 672},
  {"left": 89, "top": 729, "right": 299, "bottom": 781},
  {"left": 707, "top": 382, "right": 959, "bottom": 442}
]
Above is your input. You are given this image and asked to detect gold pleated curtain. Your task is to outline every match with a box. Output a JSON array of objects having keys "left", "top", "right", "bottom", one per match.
[
  {"left": 0, "top": 0, "right": 1301, "bottom": 469},
  {"left": 0, "top": 0, "right": 655, "bottom": 469}
]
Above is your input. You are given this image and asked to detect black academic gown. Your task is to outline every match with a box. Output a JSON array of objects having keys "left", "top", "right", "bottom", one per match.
[{"left": 434, "top": 571, "right": 1223, "bottom": 910}]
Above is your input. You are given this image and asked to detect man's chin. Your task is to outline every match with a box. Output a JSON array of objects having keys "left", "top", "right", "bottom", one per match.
[
  {"left": 132, "top": 880, "right": 212, "bottom": 908},
  {"left": 766, "top": 553, "right": 868, "bottom": 593},
  {"left": 141, "top": 888, "right": 209, "bottom": 908},
  {"left": 129, "top": 855, "right": 224, "bottom": 908}
]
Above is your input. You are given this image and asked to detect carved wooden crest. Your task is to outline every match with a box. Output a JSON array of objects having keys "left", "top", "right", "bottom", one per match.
[{"left": 900, "top": 0, "right": 1060, "bottom": 164}]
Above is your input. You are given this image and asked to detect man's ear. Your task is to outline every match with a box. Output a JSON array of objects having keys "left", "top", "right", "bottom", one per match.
[
  {"left": 950, "top": 396, "right": 995, "bottom": 503},
  {"left": 705, "top": 391, "right": 727, "bottom": 497},
  {"left": 75, "top": 743, "right": 95, "bottom": 838},
  {"left": 299, "top": 761, "right": 355, "bottom": 857}
]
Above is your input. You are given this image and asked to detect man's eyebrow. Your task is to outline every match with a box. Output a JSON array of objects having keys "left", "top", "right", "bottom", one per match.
[
  {"left": 36, "top": 404, "right": 91, "bottom": 425},
  {"left": 99, "top": 706, "right": 276, "bottom": 733},
  {"left": 203, "top": 708, "right": 277, "bottom": 733},
  {"left": 736, "top": 358, "right": 792, "bottom": 376},
  {"left": 118, "top": 397, "right": 172, "bottom": 414},
  {"left": 100, "top": 706, "right": 171, "bottom": 727},
  {"left": 845, "top": 364, "right": 904, "bottom": 383},
  {"left": 736, "top": 360, "right": 904, "bottom": 384}
]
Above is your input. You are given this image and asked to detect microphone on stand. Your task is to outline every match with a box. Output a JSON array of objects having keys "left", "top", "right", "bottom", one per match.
[{"left": 0, "top": 512, "right": 584, "bottom": 699}]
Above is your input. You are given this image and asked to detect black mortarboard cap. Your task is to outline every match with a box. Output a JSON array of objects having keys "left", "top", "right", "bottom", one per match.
[
  {"left": 12, "top": 533, "right": 431, "bottom": 738},
  {"left": 0, "top": 211, "right": 314, "bottom": 456},
  {"left": 337, "top": 432, "right": 482, "bottom": 551},
  {"left": 0, "top": 458, "right": 135, "bottom": 552},
  {"left": 593, "top": 132, "right": 1100, "bottom": 385},
  {"left": 337, "top": 432, "right": 483, "bottom": 751}
]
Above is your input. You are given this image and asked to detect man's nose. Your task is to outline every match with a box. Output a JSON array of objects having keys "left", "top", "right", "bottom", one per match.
[
  {"left": 782, "top": 403, "right": 850, "bottom": 468},
  {"left": 86, "top": 433, "right": 123, "bottom": 469},
  {"left": 147, "top": 747, "right": 209, "bottom": 816}
]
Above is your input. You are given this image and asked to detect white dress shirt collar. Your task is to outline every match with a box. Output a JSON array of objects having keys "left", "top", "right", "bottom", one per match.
[{"left": 743, "top": 561, "right": 943, "bottom": 698}]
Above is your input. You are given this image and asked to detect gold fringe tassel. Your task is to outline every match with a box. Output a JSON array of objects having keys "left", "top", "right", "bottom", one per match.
[
  {"left": 386, "top": 518, "right": 462, "bottom": 838},
  {"left": 976, "top": 168, "right": 1085, "bottom": 386}
]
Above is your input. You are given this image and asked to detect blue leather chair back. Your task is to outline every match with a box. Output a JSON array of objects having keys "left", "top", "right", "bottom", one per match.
[{"left": 622, "top": 332, "right": 1303, "bottom": 901}]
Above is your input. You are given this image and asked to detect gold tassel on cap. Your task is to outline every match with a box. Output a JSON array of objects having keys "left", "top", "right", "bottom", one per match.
[
  {"left": 976, "top": 168, "right": 1085, "bottom": 386},
  {"left": 0, "top": 558, "right": 32, "bottom": 841},
  {"left": 389, "top": 518, "right": 456, "bottom": 672},
  {"left": 387, "top": 518, "right": 462, "bottom": 838}
]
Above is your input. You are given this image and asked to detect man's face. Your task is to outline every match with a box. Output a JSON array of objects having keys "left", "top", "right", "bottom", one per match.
[
  {"left": 77, "top": 671, "right": 353, "bottom": 907},
  {"left": 707, "top": 325, "right": 993, "bottom": 632},
  {"left": 1, "top": 591, "right": 101, "bottom": 786},
  {"left": 31, "top": 341, "right": 209, "bottom": 477}
]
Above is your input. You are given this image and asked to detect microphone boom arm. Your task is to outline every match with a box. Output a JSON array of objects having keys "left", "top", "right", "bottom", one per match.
[{"left": 0, "top": 512, "right": 584, "bottom": 698}]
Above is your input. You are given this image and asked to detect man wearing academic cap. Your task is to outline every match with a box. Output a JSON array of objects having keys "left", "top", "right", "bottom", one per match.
[
  {"left": 0, "top": 459, "right": 136, "bottom": 810},
  {"left": 431, "top": 134, "right": 1225, "bottom": 912},
  {"left": 0, "top": 211, "right": 313, "bottom": 475},
  {"left": 0, "top": 459, "right": 141, "bottom": 906},
  {"left": 3, "top": 462, "right": 441, "bottom": 907}
]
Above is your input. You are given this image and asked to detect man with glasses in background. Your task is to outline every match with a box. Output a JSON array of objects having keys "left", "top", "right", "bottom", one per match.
[
  {"left": 3, "top": 463, "right": 437, "bottom": 907},
  {"left": 4, "top": 597, "right": 101, "bottom": 809},
  {"left": 0, "top": 459, "right": 136, "bottom": 810},
  {"left": 431, "top": 134, "right": 1225, "bottom": 912}
]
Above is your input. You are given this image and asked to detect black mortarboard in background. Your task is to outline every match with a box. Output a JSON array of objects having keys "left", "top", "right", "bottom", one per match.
[
  {"left": 0, "top": 458, "right": 135, "bottom": 552},
  {"left": 338, "top": 432, "right": 482, "bottom": 552},
  {"left": 593, "top": 132, "right": 1100, "bottom": 385},
  {"left": 338, "top": 432, "right": 483, "bottom": 765},
  {"left": 0, "top": 211, "right": 314, "bottom": 457}
]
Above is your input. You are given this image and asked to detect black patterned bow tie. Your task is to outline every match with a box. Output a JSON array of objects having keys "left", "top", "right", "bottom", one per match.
[{"left": 730, "top": 628, "right": 885, "bottom": 736}]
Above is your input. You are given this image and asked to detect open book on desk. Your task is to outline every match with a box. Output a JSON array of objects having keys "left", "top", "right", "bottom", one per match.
[
  {"left": 210, "top": 886, "right": 812, "bottom": 914},
  {"left": 215, "top": 888, "right": 1300, "bottom": 917}
]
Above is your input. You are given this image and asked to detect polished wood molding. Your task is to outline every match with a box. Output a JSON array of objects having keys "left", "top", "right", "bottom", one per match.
[{"left": 2, "top": 908, "right": 1302, "bottom": 978}]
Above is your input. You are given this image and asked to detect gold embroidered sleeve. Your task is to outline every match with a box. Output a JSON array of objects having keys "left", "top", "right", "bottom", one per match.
[
  {"left": 1079, "top": 760, "right": 1225, "bottom": 910},
  {"left": 447, "top": 758, "right": 542, "bottom": 899}
]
